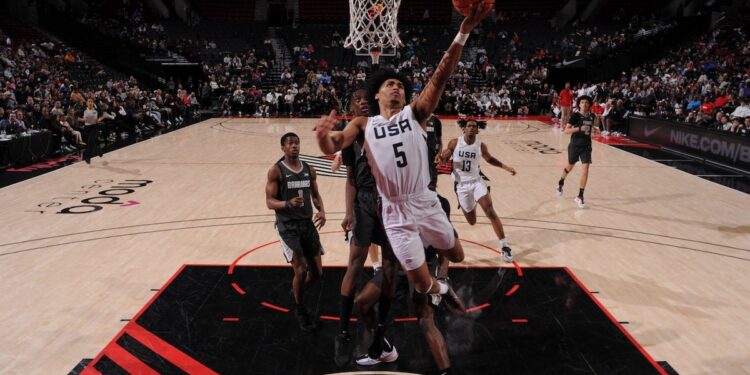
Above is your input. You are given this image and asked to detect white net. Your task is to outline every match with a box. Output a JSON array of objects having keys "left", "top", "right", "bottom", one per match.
[{"left": 343, "top": 0, "right": 402, "bottom": 57}]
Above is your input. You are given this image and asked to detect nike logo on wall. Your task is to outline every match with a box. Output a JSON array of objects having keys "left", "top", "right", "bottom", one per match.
[
  {"left": 561, "top": 58, "right": 584, "bottom": 66},
  {"left": 644, "top": 127, "right": 659, "bottom": 137}
]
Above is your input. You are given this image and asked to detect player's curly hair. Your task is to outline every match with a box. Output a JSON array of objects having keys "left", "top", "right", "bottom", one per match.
[
  {"left": 365, "top": 69, "right": 412, "bottom": 116},
  {"left": 458, "top": 119, "right": 487, "bottom": 129}
]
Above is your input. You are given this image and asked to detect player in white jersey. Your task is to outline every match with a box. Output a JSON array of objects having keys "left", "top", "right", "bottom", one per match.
[
  {"left": 315, "top": 3, "right": 493, "bottom": 315},
  {"left": 438, "top": 119, "right": 517, "bottom": 262}
]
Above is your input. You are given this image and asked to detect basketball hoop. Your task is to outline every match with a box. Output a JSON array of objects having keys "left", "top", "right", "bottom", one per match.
[
  {"left": 344, "top": 0, "right": 402, "bottom": 57},
  {"left": 369, "top": 48, "right": 381, "bottom": 65}
]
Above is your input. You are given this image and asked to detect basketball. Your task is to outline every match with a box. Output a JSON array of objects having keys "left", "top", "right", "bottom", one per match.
[{"left": 453, "top": 0, "right": 495, "bottom": 16}]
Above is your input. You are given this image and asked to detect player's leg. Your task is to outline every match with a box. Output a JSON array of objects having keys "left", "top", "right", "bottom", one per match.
[
  {"left": 336, "top": 196, "right": 377, "bottom": 365},
  {"left": 368, "top": 244, "right": 381, "bottom": 270},
  {"left": 355, "top": 247, "right": 399, "bottom": 365},
  {"left": 575, "top": 147, "right": 592, "bottom": 208},
  {"left": 558, "top": 143, "right": 579, "bottom": 196},
  {"left": 415, "top": 292, "right": 451, "bottom": 373},
  {"left": 289, "top": 252, "right": 316, "bottom": 332},
  {"left": 476, "top": 184, "right": 513, "bottom": 262}
]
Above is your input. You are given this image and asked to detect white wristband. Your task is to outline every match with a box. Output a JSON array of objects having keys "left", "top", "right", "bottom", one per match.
[{"left": 453, "top": 32, "right": 469, "bottom": 46}]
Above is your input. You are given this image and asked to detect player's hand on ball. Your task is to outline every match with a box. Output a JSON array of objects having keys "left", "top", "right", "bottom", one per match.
[
  {"left": 460, "top": 1, "right": 493, "bottom": 34},
  {"left": 314, "top": 211, "right": 326, "bottom": 230}
]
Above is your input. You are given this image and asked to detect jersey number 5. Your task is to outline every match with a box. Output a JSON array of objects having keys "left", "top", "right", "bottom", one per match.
[{"left": 393, "top": 142, "right": 408, "bottom": 168}]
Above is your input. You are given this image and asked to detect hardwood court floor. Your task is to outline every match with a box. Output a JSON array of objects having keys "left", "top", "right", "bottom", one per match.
[{"left": 0, "top": 117, "right": 748, "bottom": 374}]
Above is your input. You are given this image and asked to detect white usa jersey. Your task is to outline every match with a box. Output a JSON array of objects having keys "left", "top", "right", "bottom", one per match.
[
  {"left": 451, "top": 136, "right": 482, "bottom": 183},
  {"left": 364, "top": 105, "right": 430, "bottom": 199}
]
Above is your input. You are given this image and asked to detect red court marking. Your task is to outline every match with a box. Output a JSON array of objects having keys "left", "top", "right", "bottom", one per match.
[
  {"left": 228, "top": 240, "right": 279, "bottom": 274},
  {"left": 260, "top": 301, "right": 289, "bottom": 313},
  {"left": 230, "top": 282, "right": 246, "bottom": 295},
  {"left": 80, "top": 366, "right": 102, "bottom": 375},
  {"left": 512, "top": 261, "right": 523, "bottom": 277},
  {"left": 84, "top": 265, "right": 188, "bottom": 372},
  {"left": 456, "top": 238, "right": 501, "bottom": 254},
  {"left": 125, "top": 322, "right": 219, "bottom": 374},
  {"left": 564, "top": 267, "right": 668, "bottom": 375},
  {"left": 393, "top": 317, "right": 418, "bottom": 322},
  {"left": 511, "top": 319, "right": 528, "bottom": 323},
  {"left": 319, "top": 315, "right": 359, "bottom": 322},
  {"left": 222, "top": 317, "right": 240, "bottom": 322},
  {"left": 466, "top": 303, "right": 491, "bottom": 313},
  {"left": 102, "top": 344, "right": 159, "bottom": 375},
  {"left": 235, "top": 235, "right": 519, "bottom": 323},
  {"left": 505, "top": 284, "right": 521, "bottom": 296}
]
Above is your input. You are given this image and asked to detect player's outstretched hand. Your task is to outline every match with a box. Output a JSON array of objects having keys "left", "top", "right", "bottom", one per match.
[
  {"left": 460, "top": 1, "right": 494, "bottom": 34},
  {"left": 314, "top": 109, "right": 338, "bottom": 141}
]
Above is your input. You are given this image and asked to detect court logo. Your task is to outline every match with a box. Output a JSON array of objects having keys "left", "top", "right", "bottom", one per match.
[
  {"left": 503, "top": 140, "right": 561, "bottom": 154},
  {"left": 299, "top": 155, "right": 347, "bottom": 178},
  {"left": 28, "top": 179, "right": 154, "bottom": 214}
]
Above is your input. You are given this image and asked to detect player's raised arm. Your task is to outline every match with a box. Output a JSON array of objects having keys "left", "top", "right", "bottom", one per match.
[
  {"left": 411, "top": 3, "right": 492, "bottom": 123},
  {"left": 315, "top": 110, "right": 366, "bottom": 154}
]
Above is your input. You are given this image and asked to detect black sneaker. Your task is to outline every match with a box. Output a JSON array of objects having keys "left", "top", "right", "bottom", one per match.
[
  {"left": 294, "top": 307, "right": 315, "bottom": 332},
  {"left": 334, "top": 332, "right": 352, "bottom": 367},
  {"left": 437, "top": 277, "right": 466, "bottom": 316}
]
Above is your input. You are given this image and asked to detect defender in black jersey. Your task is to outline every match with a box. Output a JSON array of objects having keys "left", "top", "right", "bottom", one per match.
[
  {"left": 425, "top": 114, "right": 443, "bottom": 191},
  {"left": 556, "top": 95, "right": 600, "bottom": 208},
  {"left": 335, "top": 89, "right": 398, "bottom": 367},
  {"left": 265, "top": 132, "right": 327, "bottom": 332}
]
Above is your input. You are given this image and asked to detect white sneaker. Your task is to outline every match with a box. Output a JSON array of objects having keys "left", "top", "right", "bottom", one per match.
[
  {"left": 556, "top": 184, "right": 563, "bottom": 197},
  {"left": 574, "top": 196, "right": 585, "bottom": 208},
  {"left": 355, "top": 339, "right": 398, "bottom": 365},
  {"left": 601, "top": 130, "right": 610, "bottom": 137}
]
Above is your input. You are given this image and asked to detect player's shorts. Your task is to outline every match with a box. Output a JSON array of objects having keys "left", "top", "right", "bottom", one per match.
[
  {"left": 380, "top": 190, "right": 456, "bottom": 272},
  {"left": 568, "top": 144, "right": 593, "bottom": 165},
  {"left": 276, "top": 219, "right": 324, "bottom": 263},
  {"left": 351, "top": 189, "right": 389, "bottom": 249},
  {"left": 454, "top": 179, "right": 488, "bottom": 212}
]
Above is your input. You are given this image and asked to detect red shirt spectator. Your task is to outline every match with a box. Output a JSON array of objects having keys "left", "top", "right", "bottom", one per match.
[{"left": 560, "top": 88, "right": 574, "bottom": 107}]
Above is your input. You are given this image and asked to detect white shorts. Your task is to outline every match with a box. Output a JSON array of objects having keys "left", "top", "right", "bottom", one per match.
[
  {"left": 455, "top": 179, "right": 488, "bottom": 212},
  {"left": 380, "top": 191, "right": 456, "bottom": 271}
]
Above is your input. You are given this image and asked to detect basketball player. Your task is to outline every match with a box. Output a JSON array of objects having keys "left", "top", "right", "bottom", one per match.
[
  {"left": 354, "top": 195, "right": 456, "bottom": 374},
  {"left": 556, "top": 95, "right": 600, "bottom": 208},
  {"left": 426, "top": 113, "right": 443, "bottom": 191},
  {"left": 438, "top": 119, "right": 517, "bottom": 262},
  {"left": 335, "top": 89, "right": 399, "bottom": 366},
  {"left": 315, "top": 2, "right": 492, "bottom": 312},
  {"left": 265, "top": 132, "right": 327, "bottom": 332}
]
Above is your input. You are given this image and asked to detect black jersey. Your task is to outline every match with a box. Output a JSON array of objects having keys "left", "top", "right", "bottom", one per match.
[
  {"left": 341, "top": 138, "right": 376, "bottom": 191},
  {"left": 568, "top": 112, "right": 595, "bottom": 147},
  {"left": 425, "top": 115, "right": 442, "bottom": 189},
  {"left": 275, "top": 159, "right": 314, "bottom": 222}
]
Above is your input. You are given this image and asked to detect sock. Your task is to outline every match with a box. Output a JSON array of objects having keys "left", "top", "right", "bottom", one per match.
[
  {"left": 377, "top": 295, "right": 391, "bottom": 326},
  {"left": 500, "top": 238, "right": 509, "bottom": 248},
  {"left": 339, "top": 295, "right": 354, "bottom": 333},
  {"left": 579, "top": 188, "right": 585, "bottom": 197},
  {"left": 558, "top": 178, "right": 565, "bottom": 186},
  {"left": 438, "top": 280, "right": 448, "bottom": 294}
]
